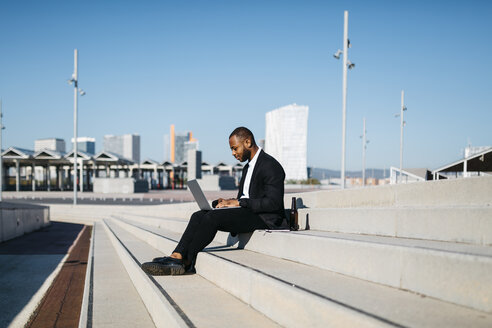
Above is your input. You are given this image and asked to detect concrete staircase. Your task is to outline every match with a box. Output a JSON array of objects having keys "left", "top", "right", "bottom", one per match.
[{"left": 78, "top": 176, "right": 492, "bottom": 327}]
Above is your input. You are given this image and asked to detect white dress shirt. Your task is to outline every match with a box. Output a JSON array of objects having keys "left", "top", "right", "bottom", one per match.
[{"left": 241, "top": 147, "right": 262, "bottom": 199}]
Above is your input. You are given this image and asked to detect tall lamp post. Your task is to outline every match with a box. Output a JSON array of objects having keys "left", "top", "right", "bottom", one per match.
[
  {"left": 0, "top": 99, "right": 4, "bottom": 202},
  {"left": 394, "top": 90, "right": 407, "bottom": 183},
  {"left": 68, "top": 49, "right": 85, "bottom": 205},
  {"left": 360, "top": 117, "right": 369, "bottom": 186},
  {"left": 334, "top": 10, "right": 355, "bottom": 189}
]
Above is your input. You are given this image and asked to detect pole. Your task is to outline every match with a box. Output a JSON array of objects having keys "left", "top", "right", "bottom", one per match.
[
  {"left": 73, "top": 49, "right": 78, "bottom": 205},
  {"left": 0, "top": 99, "right": 3, "bottom": 201},
  {"left": 399, "top": 90, "right": 404, "bottom": 184},
  {"left": 341, "top": 10, "right": 348, "bottom": 189},
  {"left": 362, "top": 117, "right": 366, "bottom": 187},
  {"left": 463, "top": 150, "right": 468, "bottom": 178}
]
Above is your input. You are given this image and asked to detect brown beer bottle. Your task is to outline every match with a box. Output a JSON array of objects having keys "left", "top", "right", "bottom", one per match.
[{"left": 290, "top": 197, "right": 299, "bottom": 231}]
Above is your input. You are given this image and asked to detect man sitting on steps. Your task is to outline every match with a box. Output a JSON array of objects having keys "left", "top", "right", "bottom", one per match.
[{"left": 141, "top": 126, "right": 288, "bottom": 276}]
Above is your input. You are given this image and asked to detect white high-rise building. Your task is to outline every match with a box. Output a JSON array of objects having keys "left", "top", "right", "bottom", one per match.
[
  {"left": 103, "top": 134, "right": 140, "bottom": 163},
  {"left": 265, "top": 104, "right": 309, "bottom": 181}
]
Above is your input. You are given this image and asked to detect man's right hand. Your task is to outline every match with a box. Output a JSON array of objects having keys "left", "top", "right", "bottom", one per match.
[{"left": 216, "top": 198, "right": 240, "bottom": 208}]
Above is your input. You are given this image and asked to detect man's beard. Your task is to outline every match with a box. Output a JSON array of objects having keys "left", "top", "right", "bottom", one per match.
[{"left": 241, "top": 149, "right": 251, "bottom": 162}]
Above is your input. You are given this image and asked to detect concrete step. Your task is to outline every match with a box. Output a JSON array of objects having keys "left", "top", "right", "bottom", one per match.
[
  {"left": 240, "top": 231, "right": 492, "bottom": 314},
  {"left": 112, "top": 213, "right": 492, "bottom": 313},
  {"left": 114, "top": 205, "right": 492, "bottom": 246},
  {"left": 78, "top": 222, "right": 156, "bottom": 328},
  {"left": 297, "top": 206, "right": 492, "bottom": 245},
  {"left": 102, "top": 218, "right": 280, "bottom": 328},
  {"left": 111, "top": 217, "right": 492, "bottom": 327},
  {"left": 111, "top": 213, "right": 241, "bottom": 248},
  {"left": 284, "top": 176, "right": 492, "bottom": 208},
  {"left": 110, "top": 213, "right": 249, "bottom": 249},
  {"left": 112, "top": 213, "right": 189, "bottom": 234}
]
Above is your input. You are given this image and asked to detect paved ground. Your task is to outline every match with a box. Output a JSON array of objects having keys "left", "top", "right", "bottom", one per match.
[
  {"left": 0, "top": 222, "right": 85, "bottom": 328},
  {"left": 26, "top": 225, "right": 91, "bottom": 328}
]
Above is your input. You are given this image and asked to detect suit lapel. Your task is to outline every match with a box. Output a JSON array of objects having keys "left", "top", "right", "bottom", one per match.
[{"left": 249, "top": 150, "right": 264, "bottom": 195}]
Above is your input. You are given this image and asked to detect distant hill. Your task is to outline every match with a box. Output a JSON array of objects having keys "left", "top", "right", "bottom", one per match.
[{"left": 308, "top": 167, "right": 389, "bottom": 180}]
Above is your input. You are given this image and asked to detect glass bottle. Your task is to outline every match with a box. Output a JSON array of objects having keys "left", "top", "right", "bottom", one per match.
[{"left": 290, "top": 197, "right": 299, "bottom": 231}]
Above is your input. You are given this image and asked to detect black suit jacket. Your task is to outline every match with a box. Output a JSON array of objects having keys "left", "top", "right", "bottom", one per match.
[{"left": 237, "top": 150, "right": 288, "bottom": 229}]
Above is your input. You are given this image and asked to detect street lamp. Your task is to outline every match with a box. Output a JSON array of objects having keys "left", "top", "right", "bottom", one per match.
[
  {"left": 0, "top": 99, "right": 5, "bottom": 201},
  {"left": 360, "top": 117, "right": 369, "bottom": 186},
  {"left": 394, "top": 90, "right": 407, "bottom": 183},
  {"left": 68, "top": 49, "right": 86, "bottom": 205},
  {"left": 333, "top": 10, "right": 355, "bottom": 189}
]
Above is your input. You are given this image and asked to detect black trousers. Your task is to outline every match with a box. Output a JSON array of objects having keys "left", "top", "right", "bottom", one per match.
[{"left": 173, "top": 208, "right": 268, "bottom": 264}]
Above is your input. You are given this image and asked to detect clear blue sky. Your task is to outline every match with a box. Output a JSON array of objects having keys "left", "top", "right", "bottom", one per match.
[{"left": 1, "top": 0, "right": 491, "bottom": 170}]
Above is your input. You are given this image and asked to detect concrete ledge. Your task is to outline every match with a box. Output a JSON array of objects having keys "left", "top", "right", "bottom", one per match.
[
  {"left": 285, "top": 176, "right": 492, "bottom": 208},
  {"left": 298, "top": 206, "right": 492, "bottom": 245},
  {"left": 0, "top": 202, "right": 50, "bottom": 243}
]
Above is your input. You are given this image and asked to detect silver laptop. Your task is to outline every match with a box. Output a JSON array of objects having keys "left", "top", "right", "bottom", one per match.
[{"left": 187, "top": 179, "right": 240, "bottom": 210}]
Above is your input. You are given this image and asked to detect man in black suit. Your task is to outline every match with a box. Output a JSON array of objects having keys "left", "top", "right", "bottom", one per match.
[{"left": 142, "top": 127, "right": 287, "bottom": 276}]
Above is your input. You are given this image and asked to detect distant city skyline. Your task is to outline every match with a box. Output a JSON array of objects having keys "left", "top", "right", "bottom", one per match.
[
  {"left": 163, "top": 124, "right": 199, "bottom": 164},
  {"left": 0, "top": 1, "right": 491, "bottom": 171}
]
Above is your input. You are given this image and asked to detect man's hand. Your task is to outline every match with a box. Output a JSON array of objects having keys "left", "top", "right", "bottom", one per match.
[{"left": 216, "top": 198, "right": 240, "bottom": 208}]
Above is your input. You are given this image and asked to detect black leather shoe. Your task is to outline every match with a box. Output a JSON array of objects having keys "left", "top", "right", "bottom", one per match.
[
  {"left": 141, "top": 260, "right": 185, "bottom": 276},
  {"left": 152, "top": 256, "right": 190, "bottom": 267},
  {"left": 152, "top": 256, "right": 176, "bottom": 263}
]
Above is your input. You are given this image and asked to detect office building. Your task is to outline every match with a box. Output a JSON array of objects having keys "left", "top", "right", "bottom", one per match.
[
  {"left": 103, "top": 134, "right": 140, "bottom": 163},
  {"left": 167, "top": 125, "right": 198, "bottom": 164},
  {"left": 265, "top": 103, "right": 309, "bottom": 181},
  {"left": 71, "top": 137, "right": 96, "bottom": 154},
  {"left": 174, "top": 133, "right": 189, "bottom": 163},
  {"left": 34, "top": 138, "right": 66, "bottom": 153}
]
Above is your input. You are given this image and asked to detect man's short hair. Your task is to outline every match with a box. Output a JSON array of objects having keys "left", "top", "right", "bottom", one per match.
[{"left": 229, "top": 127, "right": 256, "bottom": 146}]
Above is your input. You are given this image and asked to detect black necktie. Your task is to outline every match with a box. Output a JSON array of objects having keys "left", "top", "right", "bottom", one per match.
[{"left": 239, "top": 163, "right": 249, "bottom": 197}]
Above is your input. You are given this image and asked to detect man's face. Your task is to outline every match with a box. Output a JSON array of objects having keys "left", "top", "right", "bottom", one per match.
[{"left": 229, "top": 135, "right": 251, "bottom": 162}]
